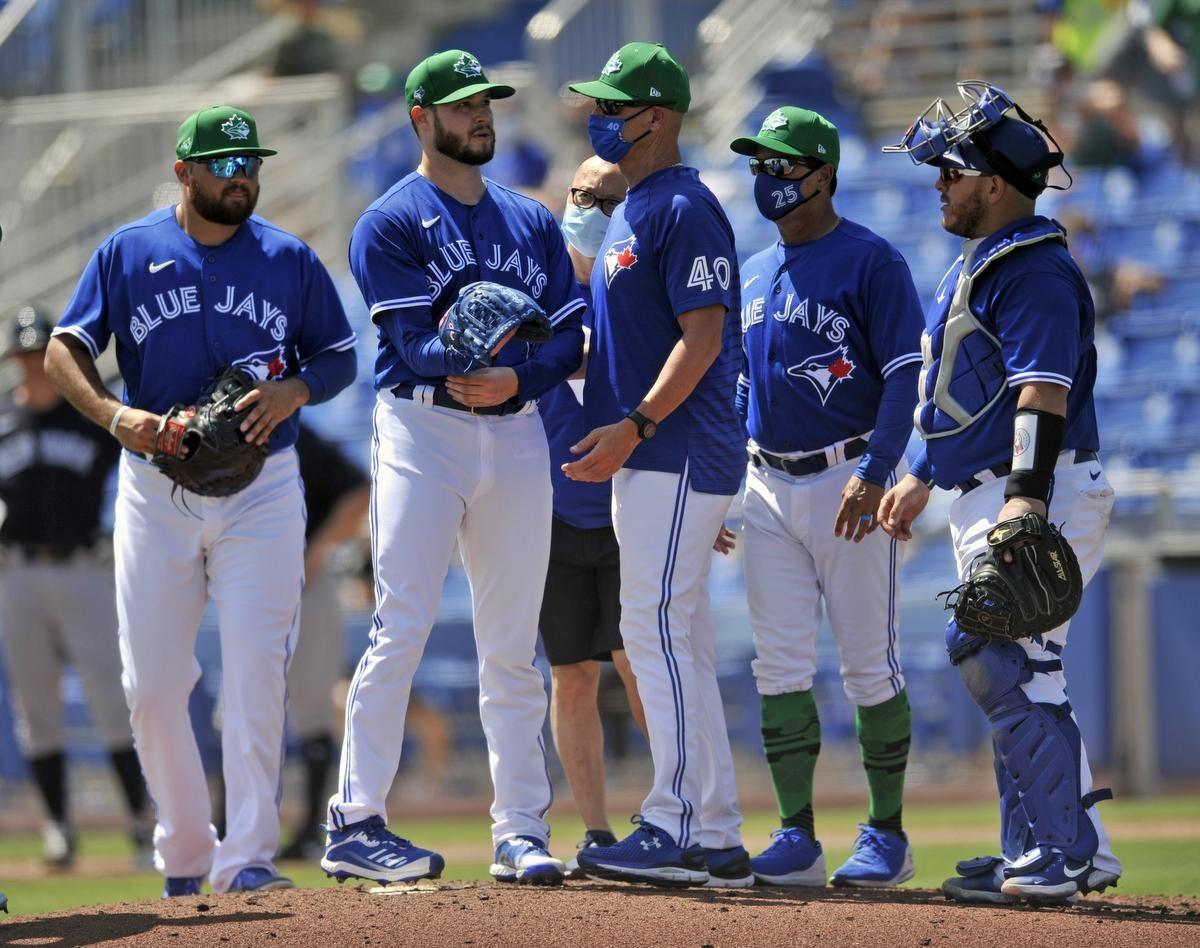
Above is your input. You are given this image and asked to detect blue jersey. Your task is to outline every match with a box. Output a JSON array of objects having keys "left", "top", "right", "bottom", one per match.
[
  {"left": 538, "top": 283, "right": 612, "bottom": 530},
  {"left": 349, "top": 173, "right": 584, "bottom": 398},
  {"left": 54, "top": 206, "right": 356, "bottom": 452},
  {"left": 739, "top": 220, "right": 923, "bottom": 484},
  {"left": 583, "top": 166, "right": 744, "bottom": 495},
  {"left": 910, "top": 216, "right": 1100, "bottom": 489}
]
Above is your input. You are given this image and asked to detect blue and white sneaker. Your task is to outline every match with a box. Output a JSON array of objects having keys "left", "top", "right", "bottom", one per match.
[
  {"left": 162, "top": 876, "right": 203, "bottom": 898},
  {"left": 575, "top": 817, "right": 709, "bottom": 888},
  {"left": 1000, "top": 848, "right": 1092, "bottom": 903},
  {"left": 703, "top": 845, "right": 756, "bottom": 888},
  {"left": 321, "top": 816, "right": 445, "bottom": 884},
  {"left": 750, "top": 827, "right": 826, "bottom": 886},
  {"left": 228, "top": 866, "right": 294, "bottom": 892},
  {"left": 941, "top": 855, "right": 1017, "bottom": 905},
  {"left": 490, "top": 836, "right": 565, "bottom": 886},
  {"left": 830, "top": 825, "right": 914, "bottom": 888}
]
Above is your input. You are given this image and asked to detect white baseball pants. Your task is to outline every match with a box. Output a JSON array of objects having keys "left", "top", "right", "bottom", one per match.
[{"left": 114, "top": 450, "right": 304, "bottom": 891}]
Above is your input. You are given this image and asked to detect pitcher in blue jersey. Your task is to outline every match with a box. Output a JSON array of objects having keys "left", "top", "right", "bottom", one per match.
[
  {"left": 321, "top": 49, "right": 585, "bottom": 888},
  {"left": 44, "top": 106, "right": 357, "bottom": 896},
  {"left": 731, "top": 108, "right": 924, "bottom": 889},
  {"left": 879, "top": 81, "right": 1121, "bottom": 905},
  {"left": 565, "top": 43, "right": 751, "bottom": 888}
]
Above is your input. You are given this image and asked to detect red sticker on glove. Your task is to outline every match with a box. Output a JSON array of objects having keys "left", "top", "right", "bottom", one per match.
[{"left": 156, "top": 418, "right": 188, "bottom": 458}]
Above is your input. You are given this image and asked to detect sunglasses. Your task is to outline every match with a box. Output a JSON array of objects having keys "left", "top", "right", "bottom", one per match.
[
  {"left": 569, "top": 187, "right": 623, "bottom": 217},
  {"left": 938, "top": 166, "right": 988, "bottom": 185},
  {"left": 748, "top": 156, "right": 821, "bottom": 178},
  {"left": 191, "top": 155, "right": 263, "bottom": 179},
  {"left": 596, "top": 99, "right": 649, "bottom": 117}
]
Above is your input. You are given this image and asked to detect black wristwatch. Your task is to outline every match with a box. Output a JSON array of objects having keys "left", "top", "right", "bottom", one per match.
[{"left": 626, "top": 409, "right": 658, "bottom": 440}]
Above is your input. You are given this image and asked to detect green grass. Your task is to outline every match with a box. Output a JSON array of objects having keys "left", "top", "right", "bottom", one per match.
[{"left": 0, "top": 797, "right": 1196, "bottom": 916}]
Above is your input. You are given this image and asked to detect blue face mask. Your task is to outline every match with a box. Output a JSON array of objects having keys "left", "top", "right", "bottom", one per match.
[
  {"left": 587, "top": 106, "right": 653, "bottom": 164},
  {"left": 753, "top": 166, "right": 819, "bottom": 221},
  {"left": 561, "top": 204, "right": 611, "bottom": 259}
]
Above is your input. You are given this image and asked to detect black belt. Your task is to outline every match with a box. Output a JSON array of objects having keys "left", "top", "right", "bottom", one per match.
[
  {"left": 391, "top": 383, "right": 523, "bottom": 417},
  {"left": 957, "top": 449, "right": 1099, "bottom": 494},
  {"left": 751, "top": 438, "right": 868, "bottom": 477}
]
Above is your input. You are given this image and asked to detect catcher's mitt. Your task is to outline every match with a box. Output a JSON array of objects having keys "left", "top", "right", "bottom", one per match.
[
  {"left": 151, "top": 366, "right": 268, "bottom": 498},
  {"left": 940, "top": 512, "right": 1083, "bottom": 641},
  {"left": 438, "top": 281, "right": 553, "bottom": 369}
]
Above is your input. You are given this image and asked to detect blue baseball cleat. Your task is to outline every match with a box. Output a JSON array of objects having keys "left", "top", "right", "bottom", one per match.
[
  {"left": 750, "top": 827, "right": 827, "bottom": 886},
  {"left": 941, "top": 855, "right": 1017, "bottom": 905},
  {"left": 489, "top": 836, "right": 565, "bottom": 886},
  {"left": 162, "top": 876, "right": 204, "bottom": 898},
  {"left": 1000, "top": 848, "right": 1093, "bottom": 903},
  {"left": 830, "top": 825, "right": 914, "bottom": 888},
  {"left": 1, "top": 890, "right": 8, "bottom": 913},
  {"left": 228, "top": 866, "right": 294, "bottom": 892},
  {"left": 703, "top": 845, "right": 756, "bottom": 888},
  {"left": 576, "top": 817, "right": 709, "bottom": 888},
  {"left": 321, "top": 816, "right": 445, "bottom": 885}
]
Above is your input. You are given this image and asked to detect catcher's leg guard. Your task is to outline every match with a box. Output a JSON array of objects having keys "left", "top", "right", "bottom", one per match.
[
  {"left": 946, "top": 621, "right": 1102, "bottom": 864},
  {"left": 994, "top": 741, "right": 1033, "bottom": 862}
]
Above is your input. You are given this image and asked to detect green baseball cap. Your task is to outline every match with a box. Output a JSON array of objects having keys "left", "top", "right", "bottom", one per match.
[
  {"left": 568, "top": 42, "right": 691, "bottom": 113},
  {"left": 730, "top": 107, "right": 840, "bottom": 168},
  {"left": 405, "top": 49, "right": 515, "bottom": 111},
  {"left": 176, "top": 106, "right": 277, "bottom": 160}
]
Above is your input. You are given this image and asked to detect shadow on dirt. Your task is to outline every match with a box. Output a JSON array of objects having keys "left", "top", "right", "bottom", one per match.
[{"left": 0, "top": 909, "right": 292, "bottom": 947}]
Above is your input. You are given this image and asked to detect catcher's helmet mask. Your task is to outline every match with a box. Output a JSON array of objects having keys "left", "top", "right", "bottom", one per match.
[{"left": 883, "top": 80, "right": 1071, "bottom": 199}]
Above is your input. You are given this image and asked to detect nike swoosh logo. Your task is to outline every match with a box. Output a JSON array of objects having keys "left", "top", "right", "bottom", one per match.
[
  {"left": 1089, "top": 469, "right": 1101, "bottom": 481},
  {"left": 1063, "top": 864, "right": 1089, "bottom": 879},
  {"left": 148, "top": 260, "right": 175, "bottom": 273},
  {"left": 421, "top": 216, "right": 440, "bottom": 229},
  {"left": 743, "top": 275, "right": 760, "bottom": 289}
]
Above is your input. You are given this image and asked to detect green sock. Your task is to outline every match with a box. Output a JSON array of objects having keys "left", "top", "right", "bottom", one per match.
[
  {"left": 856, "top": 689, "right": 912, "bottom": 835},
  {"left": 760, "top": 690, "right": 820, "bottom": 837}
]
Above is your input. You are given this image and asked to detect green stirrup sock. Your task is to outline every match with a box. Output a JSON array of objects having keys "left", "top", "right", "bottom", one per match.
[
  {"left": 856, "top": 689, "right": 912, "bottom": 835},
  {"left": 760, "top": 690, "right": 820, "bottom": 837}
]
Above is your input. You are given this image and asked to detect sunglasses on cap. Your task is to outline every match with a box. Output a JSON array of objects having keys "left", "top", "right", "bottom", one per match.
[
  {"left": 938, "top": 166, "right": 989, "bottom": 185},
  {"left": 596, "top": 99, "right": 650, "bottom": 117},
  {"left": 569, "top": 187, "right": 623, "bottom": 217},
  {"left": 190, "top": 155, "right": 263, "bottom": 179},
  {"left": 747, "top": 156, "right": 822, "bottom": 178}
]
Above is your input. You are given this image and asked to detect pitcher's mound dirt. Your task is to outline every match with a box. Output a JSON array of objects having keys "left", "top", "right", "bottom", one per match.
[{"left": 2, "top": 881, "right": 1197, "bottom": 947}]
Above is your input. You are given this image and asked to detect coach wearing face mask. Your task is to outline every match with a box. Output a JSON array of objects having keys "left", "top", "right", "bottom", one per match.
[{"left": 538, "top": 156, "right": 647, "bottom": 877}]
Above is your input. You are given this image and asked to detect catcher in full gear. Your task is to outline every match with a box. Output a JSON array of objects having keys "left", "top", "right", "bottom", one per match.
[{"left": 878, "top": 81, "right": 1121, "bottom": 905}]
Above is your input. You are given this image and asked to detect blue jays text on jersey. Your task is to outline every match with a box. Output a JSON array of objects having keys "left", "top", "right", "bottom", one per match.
[
  {"left": 908, "top": 215, "right": 1100, "bottom": 489},
  {"left": 584, "top": 165, "right": 744, "bottom": 496},
  {"left": 54, "top": 207, "right": 357, "bottom": 452},
  {"left": 348, "top": 173, "right": 584, "bottom": 397},
  {"left": 737, "top": 220, "right": 924, "bottom": 486}
]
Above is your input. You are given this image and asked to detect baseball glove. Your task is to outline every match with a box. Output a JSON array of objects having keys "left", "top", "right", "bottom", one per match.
[
  {"left": 940, "top": 513, "right": 1083, "bottom": 641},
  {"left": 438, "top": 281, "right": 553, "bottom": 369},
  {"left": 151, "top": 366, "right": 268, "bottom": 498}
]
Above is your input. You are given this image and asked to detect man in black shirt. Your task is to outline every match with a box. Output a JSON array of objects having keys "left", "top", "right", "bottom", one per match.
[{"left": 0, "top": 304, "right": 151, "bottom": 867}]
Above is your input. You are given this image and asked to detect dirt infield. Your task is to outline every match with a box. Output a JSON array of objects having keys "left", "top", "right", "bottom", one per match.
[{"left": 2, "top": 881, "right": 1197, "bottom": 947}]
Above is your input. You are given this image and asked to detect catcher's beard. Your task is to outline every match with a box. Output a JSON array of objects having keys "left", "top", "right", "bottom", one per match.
[
  {"left": 941, "top": 183, "right": 988, "bottom": 238},
  {"left": 432, "top": 111, "right": 495, "bottom": 166},
  {"left": 188, "top": 179, "right": 259, "bottom": 226}
]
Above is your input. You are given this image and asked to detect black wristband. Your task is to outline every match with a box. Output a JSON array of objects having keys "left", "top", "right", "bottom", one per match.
[{"left": 1004, "top": 408, "right": 1065, "bottom": 503}]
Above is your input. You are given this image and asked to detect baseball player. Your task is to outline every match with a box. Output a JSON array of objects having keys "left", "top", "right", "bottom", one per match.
[
  {"left": 730, "top": 108, "right": 923, "bottom": 888},
  {"left": 279, "top": 423, "right": 369, "bottom": 860},
  {"left": 540, "top": 156, "right": 647, "bottom": 873},
  {"left": 0, "top": 304, "right": 152, "bottom": 868},
  {"left": 564, "top": 43, "right": 751, "bottom": 888},
  {"left": 44, "top": 105, "right": 357, "bottom": 896},
  {"left": 321, "top": 49, "right": 585, "bottom": 887},
  {"left": 878, "top": 81, "right": 1121, "bottom": 904}
]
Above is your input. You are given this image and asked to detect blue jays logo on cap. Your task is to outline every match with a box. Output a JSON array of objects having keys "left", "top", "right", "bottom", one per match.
[
  {"left": 787, "top": 345, "right": 855, "bottom": 406},
  {"left": 602, "top": 52, "right": 622, "bottom": 76},
  {"left": 453, "top": 53, "right": 483, "bottom": 78},
  {"left": 233, "top": 344, "right": 287, "bottom": 381},
  {"left": 603, "top": 235, "right": 639, "bottom": 288},
  {"left": 221, "top": 116, "right": 251, "bottom": 141}
]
